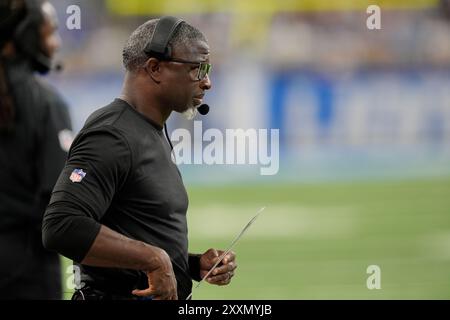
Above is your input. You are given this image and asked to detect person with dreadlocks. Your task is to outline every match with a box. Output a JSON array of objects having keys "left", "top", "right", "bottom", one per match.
[{"left": 0, "top": 0, "right": 72, "bottom": 299}]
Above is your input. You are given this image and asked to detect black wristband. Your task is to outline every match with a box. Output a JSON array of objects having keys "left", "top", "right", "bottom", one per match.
[{"left": 188, "top": 253, "right": 202, "bottom": 282}]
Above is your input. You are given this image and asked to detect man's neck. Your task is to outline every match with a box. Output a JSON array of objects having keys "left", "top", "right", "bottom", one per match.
[{"left": 120, "top": 73, "right": 171, "bottom": 127}]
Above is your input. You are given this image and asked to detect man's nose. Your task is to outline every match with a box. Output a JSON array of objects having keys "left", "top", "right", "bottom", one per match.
[{"left": 200, "top": 73, "right": 212, "bottom": 90}]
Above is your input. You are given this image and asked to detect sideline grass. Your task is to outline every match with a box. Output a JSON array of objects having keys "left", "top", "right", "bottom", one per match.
[{"left": 62, "top": 178, "right": 450, "bottom": 299}]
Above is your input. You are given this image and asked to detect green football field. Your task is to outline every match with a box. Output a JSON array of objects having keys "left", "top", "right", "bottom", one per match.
[{"left": 62, "top": 177, "right": 450, "bottom": 299}]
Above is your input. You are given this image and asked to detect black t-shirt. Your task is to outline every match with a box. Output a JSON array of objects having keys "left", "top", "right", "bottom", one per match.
[
  {"left": 43, "top": 98, "right": 192, "bottom": 298},
  {"left": 0, "top": 60, "right": 72, "bottom": 229}
]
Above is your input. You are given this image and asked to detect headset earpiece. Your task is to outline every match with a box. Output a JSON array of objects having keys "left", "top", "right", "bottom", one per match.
[{"left": 144, "top": 16, "right": 184, "bottom": 61}]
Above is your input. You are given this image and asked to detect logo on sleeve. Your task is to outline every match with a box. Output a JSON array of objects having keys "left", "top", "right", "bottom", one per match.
[{"left": 70, "top": 169, "right": 86, "bottom": 183}]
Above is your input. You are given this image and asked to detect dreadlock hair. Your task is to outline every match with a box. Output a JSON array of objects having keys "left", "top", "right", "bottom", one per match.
[{"left": 0, "top": 0, "right": 26, "bottom": 133}]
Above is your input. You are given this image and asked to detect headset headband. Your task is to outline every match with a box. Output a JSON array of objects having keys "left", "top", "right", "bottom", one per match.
[{"left": 144, "top": 16, "right": 184, "bottom": 60}]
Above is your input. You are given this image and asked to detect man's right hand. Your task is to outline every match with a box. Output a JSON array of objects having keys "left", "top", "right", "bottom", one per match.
[
  {"left": 77, "top": 226, "right": 178, "bottom": 300},
  {"left": 131, "top": 249, "right": 178, "bottom": 300}
]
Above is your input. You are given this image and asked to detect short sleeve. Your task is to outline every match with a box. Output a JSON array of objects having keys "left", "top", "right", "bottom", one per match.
[
  {"left": 42, "top": 127, "right": 131, "bottom": 261},
  {"left": 51, "top": 127, "right": 131, "bottom": 218}
]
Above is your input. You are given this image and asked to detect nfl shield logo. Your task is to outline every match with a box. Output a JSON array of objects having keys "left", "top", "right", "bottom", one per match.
[{"left": 70, "top": 169, "right": 86, "bottom": 183}]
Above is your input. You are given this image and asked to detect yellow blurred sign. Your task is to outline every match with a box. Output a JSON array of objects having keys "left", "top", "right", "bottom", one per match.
[{"left": 106, "top": 0, "right": 438, "bottom": 15}]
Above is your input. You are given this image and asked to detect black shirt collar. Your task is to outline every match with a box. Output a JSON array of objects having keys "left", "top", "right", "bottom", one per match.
[{"left": 116, "top": 98, "right": 164, "bottom": 132}]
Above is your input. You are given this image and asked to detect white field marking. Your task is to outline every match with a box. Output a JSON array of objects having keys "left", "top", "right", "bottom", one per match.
[{"left": 187, "top": 204, "right": 357, "bottom": 239}]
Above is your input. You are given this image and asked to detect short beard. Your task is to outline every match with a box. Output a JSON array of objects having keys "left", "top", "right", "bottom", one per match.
[{"left": 182, "top": 105, "right": 198, "bottom": 120}]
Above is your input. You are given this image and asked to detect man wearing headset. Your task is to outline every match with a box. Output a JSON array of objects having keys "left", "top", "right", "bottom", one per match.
[
  {"left": 0, "top": 0, "right": 72, "bottom": 299},
  {"left": 42, "top": 17, "right": 237, "bottom": 300}
]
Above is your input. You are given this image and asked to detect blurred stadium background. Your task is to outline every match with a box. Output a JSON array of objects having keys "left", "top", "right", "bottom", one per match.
[{"left": 50, "top": 0, "right": 450, "bottom": 299}]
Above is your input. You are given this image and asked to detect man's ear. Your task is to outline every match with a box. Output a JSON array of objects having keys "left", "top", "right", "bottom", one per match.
[{"left": 144, "top": 57, "right": 162, "bottom": 84}]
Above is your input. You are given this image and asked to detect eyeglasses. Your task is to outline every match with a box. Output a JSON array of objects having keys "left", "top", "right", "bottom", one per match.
[{"left": 167, "top": 58, "right": 212, "bottom": 81}]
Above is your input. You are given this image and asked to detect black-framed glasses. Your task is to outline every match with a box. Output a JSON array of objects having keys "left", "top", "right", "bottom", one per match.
[{"left": 167, "top": 58, "right": 212, "bottom": 81}]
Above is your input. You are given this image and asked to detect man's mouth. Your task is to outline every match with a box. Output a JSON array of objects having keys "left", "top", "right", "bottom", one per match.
[{"left": 193, "top": 95, "right": 204, "bottom": 106}]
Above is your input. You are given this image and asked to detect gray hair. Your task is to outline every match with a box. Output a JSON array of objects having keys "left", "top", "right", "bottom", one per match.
[{"left": 122, "top": 18, "right": 207, "bottom": 72}]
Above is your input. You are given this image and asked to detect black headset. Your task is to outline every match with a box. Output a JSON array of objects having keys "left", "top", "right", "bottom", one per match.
[
  {"left": 144, "top": 16, "right": 184, "bottom": 61},
  {"left": 143, "top": 16, "right": 210, "bottom": 151},
  {"left": 144, "top": 16, "right": 185, "bottom": 152},
  {"left": 0, "top": 0, "right": 51, "bottom": 74},
  {"left": 15, "top": 0, "right": 52, "bottom": 74},
  {"left": 0, "top": 0, "right": 25, "bottom": 48}
]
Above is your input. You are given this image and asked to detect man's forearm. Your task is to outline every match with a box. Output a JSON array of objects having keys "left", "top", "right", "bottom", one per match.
[
  {"left": 81, "top": 225, "right": 167, "bottom": 272},
  {"left": 43, "top": 203, "right": 169, "bottom": 271}
]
